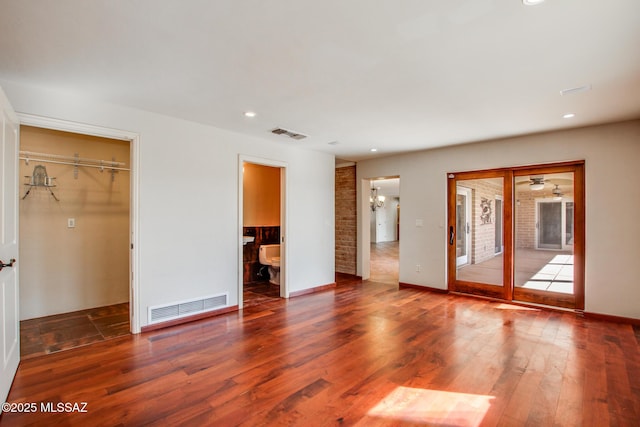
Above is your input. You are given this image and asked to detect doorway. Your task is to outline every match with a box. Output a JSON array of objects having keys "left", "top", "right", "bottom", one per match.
[
  {"left": 18, "top": 125, "right": 133, "bottom": 357},
  {"left": 448, "top": 162, "right": 584, "bottom": 310},
  {"left": 17, "top": 113, "right": 140, "bottom": 333},
  {"left": 238, "top": 156, "right": 287, "bottom": 309},
  {"left": 369, "top": 177, "right": 400, "bottom": 285}
]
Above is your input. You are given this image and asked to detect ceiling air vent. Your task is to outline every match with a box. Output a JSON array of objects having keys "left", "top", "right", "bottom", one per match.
[{"left": 271, "top": 127, "right": 307, "bottom": 140}]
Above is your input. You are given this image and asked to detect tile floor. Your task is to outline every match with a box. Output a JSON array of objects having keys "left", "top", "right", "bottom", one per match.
[
  {"left": 457, "top": 248, "right": 574, "bottom": 294},
  {"left": 20, "top": 303, "right": 130, "bottom": 359},
  {"left": 243, "top": 281, "right": 281, "bottom": 307}
]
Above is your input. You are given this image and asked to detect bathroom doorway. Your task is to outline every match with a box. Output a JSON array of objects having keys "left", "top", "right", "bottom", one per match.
[
  {"left": 368, "top": 177, "right": 400, "bottom": 285},
  {"left": 238, "top": 156, "right": 287, "bottom": 309}
]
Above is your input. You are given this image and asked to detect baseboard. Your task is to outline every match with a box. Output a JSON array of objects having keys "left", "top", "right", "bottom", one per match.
[
  {"left": 583, "top": 311, "right": 640, "bottom": 326},
  {"left": 290, "top": 282, "right": 336, "bottom": 298},
  {"left": 399, "top": 282, "right": 449, "bottom": 294},
  {"left": 335, "top": 272, "right": 362, "bottom": 281},
  {"left": 141, "top": 305, "right": 239, "bottom": 333}
]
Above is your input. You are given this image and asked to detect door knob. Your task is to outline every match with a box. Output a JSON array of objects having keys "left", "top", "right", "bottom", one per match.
[{"left": 0, "top": 258, "right": 16, "bottom": 271}]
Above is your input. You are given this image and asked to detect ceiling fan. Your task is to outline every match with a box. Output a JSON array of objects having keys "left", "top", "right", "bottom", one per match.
[
  {"left": 516, "top": 175, "right": 573, "bottom": 191},
  {"left": 552, "top": 184, "right": 564, "bottom": 198},
  {"left": 516, "top": 175, "right": 545, "bottom": 190}
]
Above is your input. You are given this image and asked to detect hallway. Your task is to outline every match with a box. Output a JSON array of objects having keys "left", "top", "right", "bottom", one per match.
[{"left": 370, "top": 241, "right": 399, "bottom": 284}]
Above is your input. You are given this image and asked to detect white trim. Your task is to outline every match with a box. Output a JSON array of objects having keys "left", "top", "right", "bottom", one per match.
[
  {"left": 495, "top": 195, "right": 504, "bottom": 255},
  {"left": 456, "top": 186, "right": 472, "bottom": 267},
  {"left": 238, "top": 155, "right": 288, "bottom": 309},
  {"left": 358, "top": 178, "right": 371, "bottom": 280},
  {"left": 17, "top": 113, "right": 141, "bottom": 333}
]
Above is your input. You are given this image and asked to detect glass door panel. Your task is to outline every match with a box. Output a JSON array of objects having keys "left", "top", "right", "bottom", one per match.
[
  {"left": 538, "top": 201, "right": 562, "bottom": 249},
  {"left": 514, "top": 170, "right": 577, "bottom": 308},
  {"left": 453, "top": 177, "right": 504, "bottom": 287}
]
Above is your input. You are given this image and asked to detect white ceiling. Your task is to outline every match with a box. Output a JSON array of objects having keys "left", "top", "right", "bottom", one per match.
[{"left": 1, "top": 1, "right": 639, "bottom": 161}]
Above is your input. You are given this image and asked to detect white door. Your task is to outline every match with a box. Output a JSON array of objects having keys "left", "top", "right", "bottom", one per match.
[
  {"left": 0, "top": 87, "right": 20, "bottom": 403},
  {"left": 456, "top": 187, "right": 471, "bottom": 267}
]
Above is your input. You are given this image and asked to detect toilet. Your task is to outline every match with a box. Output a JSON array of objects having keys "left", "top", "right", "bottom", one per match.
[{"left": 259, "top": 244, "right": 280, "bottom": 285}]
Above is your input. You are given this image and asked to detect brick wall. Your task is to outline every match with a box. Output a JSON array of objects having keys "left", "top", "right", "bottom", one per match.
[
  {"left": 335, "top": 165, "right": 357, "bottom": 274},
  {"left": 515, "top": 191, "right": 536, "bottom": 249},
  {"left": 460, "top": 178, "right": 503, "bottom": 264}
]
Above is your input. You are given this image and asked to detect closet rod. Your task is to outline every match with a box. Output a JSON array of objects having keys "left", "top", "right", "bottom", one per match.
[
  {"left": 19, "top": 157, "right": 131, "bottom": 172},
  {"left": 19, "top": 150, "right": 130, "bottom": 171}
]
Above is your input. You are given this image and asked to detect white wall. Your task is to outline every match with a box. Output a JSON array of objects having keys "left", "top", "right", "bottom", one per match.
[
  {"left": 1, "top": 80, "right": 335, "bottom": 328},
  {"left": 358, "top": 120, "right": 640, "bottom": 320}
]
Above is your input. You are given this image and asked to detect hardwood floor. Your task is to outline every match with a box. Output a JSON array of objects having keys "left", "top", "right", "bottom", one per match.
[
  {"left": 3, "top": 279, "right": 639, "bottom": 426},
  {"left": 19, "top": 303, "right": 130, "bottom": 359},
  {"left": 370, "top": 241, "right": 399, "bottom": 285}
]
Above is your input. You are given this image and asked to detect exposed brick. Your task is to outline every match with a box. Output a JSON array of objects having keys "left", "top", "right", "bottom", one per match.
[{"left": 335, "top": 166, "right": 357, "bottom": 274}]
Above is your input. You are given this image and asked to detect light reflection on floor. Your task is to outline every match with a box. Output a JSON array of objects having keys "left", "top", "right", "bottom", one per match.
[{"left": 367, "top": 386, "right": 494, "bottom": 426}]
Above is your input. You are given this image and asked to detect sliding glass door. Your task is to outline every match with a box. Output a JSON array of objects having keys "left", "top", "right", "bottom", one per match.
[
  {"left": 448, "top": 162, "right": 584, "bottom": 310},
  {"left": 513, "top": 166, "right": 584, "bottom": 309},
  {"left": 447, "top": 170, "right": 512, "bottom": 300}
]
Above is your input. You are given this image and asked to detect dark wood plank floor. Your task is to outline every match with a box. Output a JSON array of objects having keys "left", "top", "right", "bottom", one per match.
[{"left": 3, "top": 278, "right": 639, "bottom": 426}]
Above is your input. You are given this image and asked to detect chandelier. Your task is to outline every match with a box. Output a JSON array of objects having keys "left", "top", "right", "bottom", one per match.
[{"left": 370, "top": 186, "right": 385, "bottom": 211}]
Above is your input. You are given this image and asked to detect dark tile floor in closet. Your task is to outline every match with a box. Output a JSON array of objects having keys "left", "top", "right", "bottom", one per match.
[
  {"left": 243, "top": 281, "right": 281, "bottom": 308},
  {"left": 20, "top": 302, "right": 130, "bottom": 359}
]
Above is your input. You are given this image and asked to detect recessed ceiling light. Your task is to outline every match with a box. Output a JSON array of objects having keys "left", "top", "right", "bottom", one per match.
[
  {"left": 563, "top": 113, "right": 575, "bottom": 119},
  {"left": 370, "top": 148, "right": 378, "bottom": 152},
  {"left": 244, "top": 111, "right": 256, "bottom": 118},
  {"left": 523, "top": 0, "right": 545, "bottom": 5}
]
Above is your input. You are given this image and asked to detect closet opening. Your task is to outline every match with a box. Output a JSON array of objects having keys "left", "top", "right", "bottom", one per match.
[{"left": 19, "top": 125, "right": 132, "bottom": 358}]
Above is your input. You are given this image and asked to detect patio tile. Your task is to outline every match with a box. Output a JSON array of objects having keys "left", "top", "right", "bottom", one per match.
[
  {"left": 548, "top": 282, "right": 574, "bottom": 294},
  {"left": 520, "top": 280, "right": 551, "bottom": 291}
]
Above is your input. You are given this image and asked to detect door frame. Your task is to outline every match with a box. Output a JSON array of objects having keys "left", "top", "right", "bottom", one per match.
[
  {"left": 447, "top": 169, "right": 513, "bottom": 301},
  {"left": 513, "top": 163, "right": 584, "bottom": 309},
  {"left": 237, "top": 155, "right": 288, "bottom": 308},
  {"left": 17, "top": 113, "right": 141, "bottom": 333},
  {"left": 363, "top": 176, "right": 401, "bottom": 282}
]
